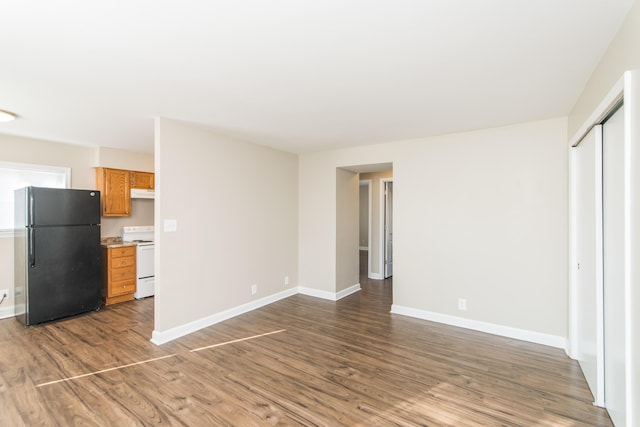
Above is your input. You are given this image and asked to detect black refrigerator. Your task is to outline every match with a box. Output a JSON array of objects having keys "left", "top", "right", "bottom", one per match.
[{"left": 14, "top": 187, "right": 103, "bottom": 325}]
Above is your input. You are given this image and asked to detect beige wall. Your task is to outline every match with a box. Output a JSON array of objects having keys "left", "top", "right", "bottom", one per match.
[
  {"left": 360, "top": 170, "right": 393, "bottom": 277},
  {"left": 100, "top": 199, "right": 155, "bottom": 237},
  {"left": 94, "top": 146, "right": 154, "bottom": 172},
  {"left": 298, "top": 152, "right": 337, "bottom": 293},
  {"left": 299, "top": 117, "right": 568, "bottom": 339},
  {"left": 568, "top": 0, "right": 640, "bottom": 139},
  {"left": 336, "top": 168, "right": 359, "bottom": 292},
  {"left": 0, "top": 134, "right": 96, "bottom": 188},
  {"left": 0, "top": 133, "right": 153, "bottom": 316},
  {"left": 395, "top": 119, "right": 568, "bottom": 336},
  {"left": 153, "top": 118, "right": 298, "bottom": 336}
]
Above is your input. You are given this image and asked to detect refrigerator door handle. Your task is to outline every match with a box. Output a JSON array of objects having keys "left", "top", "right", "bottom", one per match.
[
  {"left": 29, "top": 228, "right": 35, "bottom": 268},
  {"left": 29, "top": 190, "right": 34, "bottom": 226}
]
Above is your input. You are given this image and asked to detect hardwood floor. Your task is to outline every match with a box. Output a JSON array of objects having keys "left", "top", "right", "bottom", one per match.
[{"left": 0, "top": 254, "right": 612, "bottom": 426}]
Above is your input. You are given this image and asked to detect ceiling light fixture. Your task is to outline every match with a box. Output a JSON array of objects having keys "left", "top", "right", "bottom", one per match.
[{"left": 0, "top": 109, "right": 17, "bottom": 122}]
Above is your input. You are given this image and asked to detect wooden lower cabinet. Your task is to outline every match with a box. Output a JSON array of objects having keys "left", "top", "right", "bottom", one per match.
[{"left": 103, "top": 245, "right": 136, "bottom": 305}]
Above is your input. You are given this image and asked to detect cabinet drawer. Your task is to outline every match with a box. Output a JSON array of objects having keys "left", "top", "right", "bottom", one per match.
[
  {"left": 110, "top": 246, "right": 136, "bottom": 258},
  {"left": 111, "top": 256, "right": 135, "bottom": 268},
  {"left": 111, "top": 265, "right": 136, "bottom": 281},
  {"left": 109, "top": 279, "right": 136, "bottom": 297}
]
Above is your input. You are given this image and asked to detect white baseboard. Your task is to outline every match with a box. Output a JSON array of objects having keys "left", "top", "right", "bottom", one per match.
[
  {"left": 299, "top": 283, "right": 360, "bottom": 302},
  {"left": 151, "top": 288, "right": 298, "bottom": 345},
  {"left": 565, "top": 345, "right": 577, "bottom": 360},
  {"left": 0, "top": 305, "right": 14, "bottom": 320},
  {"left": 336, "top": 283, "right": 361, "bottom": 300},
  {"left": 390, "top": 304, "right": 566, "bottom": 349},
  {"left": 359, "top": 246, "right": 368, "bottom": 251},
  {"left": 368, "top": 272, "right": 383, "bottom": 280},
  {"left": 152, "top": 284, "right": 365, "bottom": 346},
  {"left": 298, "top": 286, "right": 337, "bottom": 301}
]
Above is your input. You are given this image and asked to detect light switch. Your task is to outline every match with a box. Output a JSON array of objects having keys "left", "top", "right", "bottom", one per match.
[{"left": 164, "top": 219, "right": 177, "bottom": 232}]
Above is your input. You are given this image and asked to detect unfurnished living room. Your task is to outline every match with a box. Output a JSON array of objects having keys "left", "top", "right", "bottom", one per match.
[{"left": 1, "top": 1, "right": 640, "bottom": 426}]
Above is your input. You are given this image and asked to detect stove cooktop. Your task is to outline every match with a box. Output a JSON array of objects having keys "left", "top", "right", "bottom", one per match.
[{"left": 121, "top": 225, "right": 155, "bottom": 244}]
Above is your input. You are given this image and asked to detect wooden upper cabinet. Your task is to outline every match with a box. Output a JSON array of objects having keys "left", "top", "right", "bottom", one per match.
[
  {"left": 96, "top": 167, "right": 131, "bottom": 217},
  {"left": 131, "top": 171, "right": 154, "bottom": 190}
]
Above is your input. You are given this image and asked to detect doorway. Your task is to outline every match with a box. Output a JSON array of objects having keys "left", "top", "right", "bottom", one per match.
[{"left": 356, "top": 168, "right": 393, "bottom": 281}]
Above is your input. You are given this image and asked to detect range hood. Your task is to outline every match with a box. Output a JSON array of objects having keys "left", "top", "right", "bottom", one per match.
[{"left": 131, "top": 188, "right": 155, "bottom": 199}]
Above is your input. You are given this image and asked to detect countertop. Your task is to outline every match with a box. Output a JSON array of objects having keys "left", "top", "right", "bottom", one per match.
[{"left": 100, "top": 237, "right": 137, "bottom": 249}]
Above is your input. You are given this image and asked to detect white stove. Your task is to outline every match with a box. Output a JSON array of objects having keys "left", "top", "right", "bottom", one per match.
[{"left": 122, "top": 226, "right": 155, "bottom": 299}]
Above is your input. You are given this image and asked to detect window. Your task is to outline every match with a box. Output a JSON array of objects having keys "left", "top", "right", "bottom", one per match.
[{"left": 0, "top": 161, "right": 70, "bottom": 234}]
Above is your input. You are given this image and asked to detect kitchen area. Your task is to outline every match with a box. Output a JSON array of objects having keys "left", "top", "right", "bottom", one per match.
[
  {"left": 97, "top": 167, "right": 156, "bottom": 308},
  {"left": 11, "top": 163, "right": 156, "bottom": 325}
]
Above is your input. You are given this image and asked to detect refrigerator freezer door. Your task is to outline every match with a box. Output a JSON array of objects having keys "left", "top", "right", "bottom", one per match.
[
  {"left": 28, "top": 187, "right": 100, "bottom": 226},
  {"left": 24, "top": 225, "right": 102, "bottom": 325}
]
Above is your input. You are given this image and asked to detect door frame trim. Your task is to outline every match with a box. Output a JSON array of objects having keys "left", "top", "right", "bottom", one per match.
[
  {"left": 380, "top": 178, "right": 393, "bottom": 279},
  {"left": 359, "top": 179, "right": 374, "bottom": 278}
]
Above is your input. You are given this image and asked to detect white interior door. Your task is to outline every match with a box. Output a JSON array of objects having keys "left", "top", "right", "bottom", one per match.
[
  {"left": 384, "top": 181, "right": 393, "bottom": 278},
  {"left": 575, "top": 125, "right": 604, "bottom": 406},
  {"left": 603, "top": 105, "right": 627, "bottom": 425}
]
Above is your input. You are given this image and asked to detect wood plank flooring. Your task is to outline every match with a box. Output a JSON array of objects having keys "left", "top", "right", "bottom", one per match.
[{"left": 0, "top": 255, "right": 612, "bottom": 426}]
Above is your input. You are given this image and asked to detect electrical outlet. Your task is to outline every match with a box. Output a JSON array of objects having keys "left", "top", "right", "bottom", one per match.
[
  {"left": 284, "top": 276, "right": 289, "bottom": 286},
  {"left": 458, "top": 298, "right": 467, "bottom": 311},
  {"left": 251, "top": 284, "right": 257, "bottom": 295}
]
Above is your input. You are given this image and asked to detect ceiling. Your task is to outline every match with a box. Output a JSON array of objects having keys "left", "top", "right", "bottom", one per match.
[{"left": 0, "top": 1, "right": 634, "bottom": 154}]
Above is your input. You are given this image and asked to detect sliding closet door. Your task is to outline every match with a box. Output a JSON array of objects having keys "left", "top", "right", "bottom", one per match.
[
  {"left": 574, "top": 125, "right": 604, "bottom": 405},
  {"left": 603, "top": 105, "right": 626, "bottom": 426}
]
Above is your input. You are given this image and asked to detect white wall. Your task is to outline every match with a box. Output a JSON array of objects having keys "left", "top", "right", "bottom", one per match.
[
  {"left": 299, "top": 117, "right": 568, "bottom": 342},
  {"left": 153, "top": 118, "right": 298, "bottom": 340}
]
